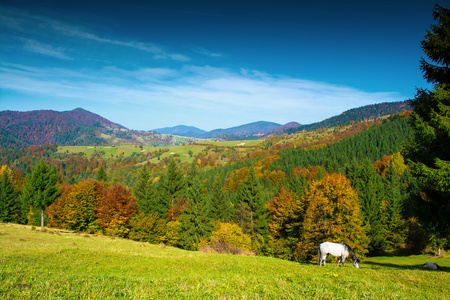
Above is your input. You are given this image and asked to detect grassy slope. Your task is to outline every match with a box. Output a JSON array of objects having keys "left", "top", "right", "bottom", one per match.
[
  {"left": 58, "top": 140, "right": 263, "bottom": 164},
  {"left": 1, "top": 223, "right": 449, "bottom": 299}
]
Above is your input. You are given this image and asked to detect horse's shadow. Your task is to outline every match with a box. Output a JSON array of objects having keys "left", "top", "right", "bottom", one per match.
[{"left": 363, "top": 261, "right": 449, "bottom": 272}]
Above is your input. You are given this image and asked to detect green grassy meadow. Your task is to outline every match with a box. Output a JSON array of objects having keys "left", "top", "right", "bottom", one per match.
[
  {"left": 58, "top": 140, "right": 264, "bottom": 165},
  {"left": 1, "top": 223, "right": 449, "bottom": 299}
]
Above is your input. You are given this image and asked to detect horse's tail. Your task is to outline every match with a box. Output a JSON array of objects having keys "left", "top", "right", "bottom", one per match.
[{"left": 317, "top": 244, "right": 321, "bottom": 266}]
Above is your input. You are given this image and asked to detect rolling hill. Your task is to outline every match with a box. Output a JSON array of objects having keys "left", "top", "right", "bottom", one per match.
[
  {"left": 152, "top": 125, "right": 206, "bottom": 138},
  {"left": 0, "top": 101, "right": 411, "bottom": 148},
  {"left": 0, "top": 108, "right": 198, "bottom": 148}
]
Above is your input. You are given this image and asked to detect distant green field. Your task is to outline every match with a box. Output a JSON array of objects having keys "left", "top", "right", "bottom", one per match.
[
  {"left": 58, "top": 140, "right": 264, "bottom": 164},
  {"left": 1, "top": 223, "right": 449, "bottom": 299},
  {"left": 58, "top": 145, "right": 148, "bottom": 158}
]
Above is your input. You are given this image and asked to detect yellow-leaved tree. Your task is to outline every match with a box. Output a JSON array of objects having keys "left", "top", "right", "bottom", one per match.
[
  {"left": 298, "top": 173, "right": 368, "bottom": 261},
  {"left": 266, "top": 186, "right": 304, "bottom": 260}
]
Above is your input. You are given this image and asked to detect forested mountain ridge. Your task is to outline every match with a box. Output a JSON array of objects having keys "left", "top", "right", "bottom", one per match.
[
  {"left": 278, "top": 100, "right": 411, "bottom": 135},
  {"left": 153, "top": 101, "right": 411, "bottom": 139},
  {"left": 0, "top": 108, "right": 123, "bottom": 148},
  {"left": 202, "top": 100, "right": 411, "bottom": 140},
  {"left": 203, "top": 121, "right": 282, "bottom": 138},
  {"left": 0, "top": 108, "right": 200, "bottom": 148}
]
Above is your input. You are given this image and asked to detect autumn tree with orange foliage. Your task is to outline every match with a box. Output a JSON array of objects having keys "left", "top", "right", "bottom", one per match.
[
  {"left": 299, "top": 173, "right": 368, "bottom": 261},
  {"left": 47, "top": 179, "right": 104, "bottom": 232},
  {"left": 96, "top": 183, "right": 137, "bottom": 237},
  {"left": 224, "top": 167, "right": 249, "bottom": 193},
  {"left": 266, "top": 186, "right": 304, "bottom": 260}
]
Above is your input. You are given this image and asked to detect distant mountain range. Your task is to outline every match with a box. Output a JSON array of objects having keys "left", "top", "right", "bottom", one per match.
[
  {"left": 153, "top": 125, "right": 207, "bottom": 138},
  {"left": 0, "top": 101, "right": 411, "bottom": 148},
  {"left": 153, "top": 101, "right": 411, "bottom": 139},
  {"left": 153, "top": 121, "right": 284, "bottom": 139}
]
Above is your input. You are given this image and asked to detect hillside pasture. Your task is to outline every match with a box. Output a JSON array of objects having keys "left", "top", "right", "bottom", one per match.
[
  {"left": 1, "top": 223, "right": 449, "bottom": 299},
  {"left": 58, "top": 140, "right": 264, "bottom": 165}
]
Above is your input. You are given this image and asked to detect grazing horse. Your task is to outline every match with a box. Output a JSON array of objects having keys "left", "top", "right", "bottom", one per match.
[{"left": 318, "top": 242, "right": 360, "bottom": 268}]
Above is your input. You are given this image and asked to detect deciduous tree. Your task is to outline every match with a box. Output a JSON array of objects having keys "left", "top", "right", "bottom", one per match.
[
  {"left": 266, "top": 186, "right": 303, "bottom": 260},
  {"left": 96, "top": 183, "right": 138, "bottom": 237},
  {"left": 48, "top": 179, "right": 103, "bottom": 232},
  {"left": 299, "top": 173, "right": 367, "bottom": 261}
]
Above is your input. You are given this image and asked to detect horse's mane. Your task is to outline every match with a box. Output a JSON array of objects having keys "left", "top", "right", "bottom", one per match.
[{"left": 343, "top": 243, "right": 357, "bottom": 260}]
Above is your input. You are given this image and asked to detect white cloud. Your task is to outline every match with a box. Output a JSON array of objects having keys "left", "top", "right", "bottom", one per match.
[
  {"left": 191, "top": 46, "right": 224, "bottom": 58},
  {"left": 21, "top": 38, "right": 72, "bottom": 60},
  {"left": 0, "top": 63, "right": 405, "bottom": 130}
]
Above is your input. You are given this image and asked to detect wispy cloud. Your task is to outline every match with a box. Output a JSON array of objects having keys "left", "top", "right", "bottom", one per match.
[
  {"left": 191, "top": 46, "right": 224, "bottom": 58},
  {"left": 0, "top": 7, "right": 190, "bottom": 62},
  {"left": 21, "top": 38, "right": 72, "bottom": 60}
]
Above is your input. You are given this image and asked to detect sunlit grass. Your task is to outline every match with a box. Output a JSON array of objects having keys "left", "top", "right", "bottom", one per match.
[{"left": 1, "top": 223, "right": 449, "bottom": 299}]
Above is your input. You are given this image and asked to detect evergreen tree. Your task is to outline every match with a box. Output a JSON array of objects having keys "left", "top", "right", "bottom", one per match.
[
  {"left": 179, "top": 173, "right": 211, "bottom": 250},
  {"left": 152, "top": 174, "right": 171, "bottom": 218},
  {"left": 21, "top": 161, "right": 60, "bottom": 229},
  {"left": 346, "top": 159, "right": 385, "bottom": 254},
  {"left": 403, "top": 4, "right": 450, "bottom": 242},
  {"left": 0, "top": 168, "right": 19, "bottom": 222},
  {"left": 134, "top": 167, "right": 154, "bottom": 214},
  {"left": 96, "top": 165, "right": 108, "bottom": 182},
  {"left": 210, "top": 175, "right": 233, "bottom": 222},
  {"left": 161, "top": 159, "right": 185, "bottom": 221},
  {"left": 185, "top": 160, "right": 199, "bottom": 188},
  {"left": 381, "top": 164, "right": 407, "bottom": 252},
  {"left": 235, "top": 167, "right": 267, "bottom": 238}
]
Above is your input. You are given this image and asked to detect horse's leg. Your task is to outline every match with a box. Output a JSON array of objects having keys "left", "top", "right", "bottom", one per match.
[{"left": 337, "top": 256, "right": 341, "bottom": 267}]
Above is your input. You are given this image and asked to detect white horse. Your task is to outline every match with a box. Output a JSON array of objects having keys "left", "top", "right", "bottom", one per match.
[{"left": 318, "top": 242, "right": 360, "bottom": 268}]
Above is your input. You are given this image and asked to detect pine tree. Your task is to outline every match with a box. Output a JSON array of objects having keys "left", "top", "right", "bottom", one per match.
[
  {"left": 134, "top": 167, "right": 154, "bottom": 214},
  {"left": 234, "top": 167, "right": 268, "bottom": 244},
  {"left": 210, "top": 175, "right": 233, "bottom": 222},
  {"left": 346, "top": 159, "right": 385, "bottom": 254},
  {"left": 21, "top": 161, "right": 60, "bottom": 229},
  {"left": 152, "top": 174, "right": 171, "bottom": 218},
  {"left": 178, "top": 173, "right": 211, "bottom": 250},
  {"left": 381, "top": 164, "right": 407, "bottom": 252},
  {"left": 0, "top": 168, "right": 19, "bottom": 222},
  {"left": 96, "top": 165, "right": 108, "bottom": 182},
  {"left": 403, "top": 4, "right": 450, "bottom": 241},
  {"left": 161, "top": 159, "right": 185, "bottom": 221}
]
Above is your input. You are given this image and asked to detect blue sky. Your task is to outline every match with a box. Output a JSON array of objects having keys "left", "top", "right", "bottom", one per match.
[{"left": 0, "top": 0, "right": 446, "bottom": 131}]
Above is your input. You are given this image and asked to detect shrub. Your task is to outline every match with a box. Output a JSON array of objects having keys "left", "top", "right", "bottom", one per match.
[{"left": 199, "top": 222, "right": 254, "bottom": 256}]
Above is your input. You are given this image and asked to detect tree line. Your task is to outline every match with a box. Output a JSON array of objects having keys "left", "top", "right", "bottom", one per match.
[{"left": 0, "top": 113, "right": 429, "bottom": 260}]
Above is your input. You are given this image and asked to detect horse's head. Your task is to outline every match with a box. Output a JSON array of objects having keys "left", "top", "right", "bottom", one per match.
[{"left": 352, "top": 257, "right": 360, "bottom": 268}]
